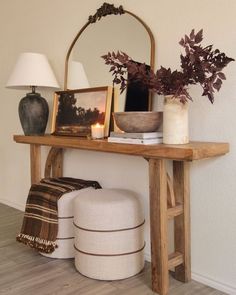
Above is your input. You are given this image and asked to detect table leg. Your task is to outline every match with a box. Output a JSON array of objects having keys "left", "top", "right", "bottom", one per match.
[
  {"left": 30, "top": 144, "right": 41, "bottom": 184},
  {"left": 44, "top": 148, "right": 63, "bottom": 178},
  {"left": 52, "top": 149, "right": 63, "bottom": 177},
  {"left": 173, "top": 161, "right": 191, "bottom": 282},
  {"left": 149, "top": 159, "right": 169, "bottom": 295}
]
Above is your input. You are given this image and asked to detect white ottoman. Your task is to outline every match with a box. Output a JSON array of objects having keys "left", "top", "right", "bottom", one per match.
[
  {"left": 73, "top": 189, "right": 145, "bottom": 280},
  {"left": 41, "top": 187, "right": 94, "bottom": 259}
]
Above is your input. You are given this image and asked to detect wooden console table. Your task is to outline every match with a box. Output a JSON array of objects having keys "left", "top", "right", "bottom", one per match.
[{"left": 14, "top": 135, "right": 229, "bottom": 295}]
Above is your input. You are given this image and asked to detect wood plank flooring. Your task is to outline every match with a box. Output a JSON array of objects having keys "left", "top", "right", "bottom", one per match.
[{"left": 0, "top": 203, "right": 226, "bottom": 295}]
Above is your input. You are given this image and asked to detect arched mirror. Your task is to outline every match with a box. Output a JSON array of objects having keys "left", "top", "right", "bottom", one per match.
[{"left": 64, "top": 3, "right": 155, "bottom": 111}]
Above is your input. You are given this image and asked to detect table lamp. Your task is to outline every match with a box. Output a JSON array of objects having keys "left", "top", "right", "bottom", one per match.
[{"left": 6, "top": 52, "right": 59, "bottom": 135}]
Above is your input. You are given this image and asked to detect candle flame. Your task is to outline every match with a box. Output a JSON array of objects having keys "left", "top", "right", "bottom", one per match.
[{"left": 92, "top": 123, "right": 104, "bottom": 128}]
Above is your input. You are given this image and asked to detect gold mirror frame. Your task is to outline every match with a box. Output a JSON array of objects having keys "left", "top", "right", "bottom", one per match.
[{"left": 64, "top": 2, "right": 155, "bottom": 110}]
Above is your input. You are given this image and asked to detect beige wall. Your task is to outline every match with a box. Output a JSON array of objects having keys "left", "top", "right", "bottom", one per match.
[{"left": 0, "top": 0, "right": 236, "bottom": 293}]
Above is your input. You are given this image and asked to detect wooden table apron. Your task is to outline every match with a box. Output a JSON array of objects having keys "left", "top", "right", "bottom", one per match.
[{"left": 14, "top": 135, "right": 229, "bottom": 295}]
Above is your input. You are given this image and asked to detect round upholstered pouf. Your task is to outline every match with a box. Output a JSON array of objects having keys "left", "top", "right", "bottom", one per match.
[
  {"left": 73, "top": 189, "right": 145, "bottom": 280},
  {"left": 41, "top": 187, "right": 95, "bottom": 259}
]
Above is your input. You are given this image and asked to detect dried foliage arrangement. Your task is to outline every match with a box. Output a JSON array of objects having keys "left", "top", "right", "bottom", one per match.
[{"left": 102, "top": 29, "right": 234, "bottom": 104}]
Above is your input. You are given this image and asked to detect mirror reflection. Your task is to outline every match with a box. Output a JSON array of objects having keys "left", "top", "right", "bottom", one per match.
[{"left": 67, "top": 12, "right": 153, "bottom": 111}]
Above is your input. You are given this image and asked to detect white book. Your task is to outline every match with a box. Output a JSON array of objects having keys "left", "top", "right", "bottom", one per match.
[
  {"left": 108, "top": 136, "right": 163, "bottom": 145},
  {"left": 110, "top": 131, "right": 163, "bottom": 139}
]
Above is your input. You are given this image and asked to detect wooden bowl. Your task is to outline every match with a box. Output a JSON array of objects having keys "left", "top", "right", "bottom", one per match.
[{"left": 113, "top": 112, "right": 163, "bottom": 133}]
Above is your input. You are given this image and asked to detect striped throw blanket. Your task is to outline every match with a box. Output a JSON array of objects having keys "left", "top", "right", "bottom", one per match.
[{"left": 17, "top": 177, "right": 101, "bottom": 253}]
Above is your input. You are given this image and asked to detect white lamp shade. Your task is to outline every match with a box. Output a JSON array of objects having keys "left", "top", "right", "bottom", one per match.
[
  {"left": 6, "top": 52, "right": 59, "bottom": 88},
  {"left": 67, "top": 61, "right": 90, "bottom": 89}
]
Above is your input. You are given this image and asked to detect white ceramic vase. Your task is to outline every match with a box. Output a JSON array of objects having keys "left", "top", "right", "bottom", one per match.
[{"left": 163, "top": 95, "right": 189, "bottom": 144}]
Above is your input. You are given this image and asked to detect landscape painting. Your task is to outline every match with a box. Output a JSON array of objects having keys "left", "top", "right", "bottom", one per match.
[{"left": 51, "top": 86, "right": 112, "bottom": 137}]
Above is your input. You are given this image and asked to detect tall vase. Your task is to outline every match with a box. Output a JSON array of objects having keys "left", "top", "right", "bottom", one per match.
[{"left": 163, "top": 95, "right": 189, "bottom": 144}]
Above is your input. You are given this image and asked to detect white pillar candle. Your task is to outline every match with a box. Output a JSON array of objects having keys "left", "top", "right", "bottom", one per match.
[{"left": 91, "top": 123, "right": 105, "bottom": 139}]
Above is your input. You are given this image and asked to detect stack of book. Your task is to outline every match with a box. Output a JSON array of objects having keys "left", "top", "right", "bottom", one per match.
[{"left": 108, "top": 131, "right": 163, "bottom": 145}]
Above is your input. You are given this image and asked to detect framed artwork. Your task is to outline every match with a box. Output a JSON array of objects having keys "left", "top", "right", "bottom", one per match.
[{"left": 51, "top": 86, "right": 113, "bottom": 137}]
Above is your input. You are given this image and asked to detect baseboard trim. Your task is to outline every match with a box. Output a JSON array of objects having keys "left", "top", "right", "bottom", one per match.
[
  {"left": 144, "top": 253, "right": 235, "bottom": 294},
  {"left": 0, "top": 198, "right": 24, "bottom": 211},
  {"left": 192, "top": 272, "right": 236, "bottom": 295}
]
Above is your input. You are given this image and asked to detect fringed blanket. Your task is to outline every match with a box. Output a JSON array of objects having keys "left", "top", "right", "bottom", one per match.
[{"left": 17, "top": 177, "right": 101, "bottom": 253}]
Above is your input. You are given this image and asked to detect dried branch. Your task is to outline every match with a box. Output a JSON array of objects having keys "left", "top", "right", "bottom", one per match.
[{"left": 102, "top": 29, "right": 235, "bottom": 104}]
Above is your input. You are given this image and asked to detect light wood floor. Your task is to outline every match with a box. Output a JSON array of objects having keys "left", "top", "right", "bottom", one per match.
[{"left": 0, "top": 203, "right": 226, "bottom": 295}]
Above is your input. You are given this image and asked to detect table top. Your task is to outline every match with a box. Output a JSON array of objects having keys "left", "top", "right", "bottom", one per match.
[{"left": 13, "top": 134, "right": 229, "bottom": 161}]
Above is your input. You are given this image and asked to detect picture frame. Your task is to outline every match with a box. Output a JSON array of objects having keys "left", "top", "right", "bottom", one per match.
[{"left": 51, "top": 86, "right": 113, "bottom": 137}]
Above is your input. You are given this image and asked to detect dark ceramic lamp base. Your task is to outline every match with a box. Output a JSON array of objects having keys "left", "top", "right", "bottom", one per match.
[{"left": 18, "top": 88, "right": 49, "bottom": 136}]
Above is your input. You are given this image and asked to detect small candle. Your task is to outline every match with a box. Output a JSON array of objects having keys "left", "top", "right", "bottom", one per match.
[{"left": 91, "top": 123, "right": 105, "bottom": 139}]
